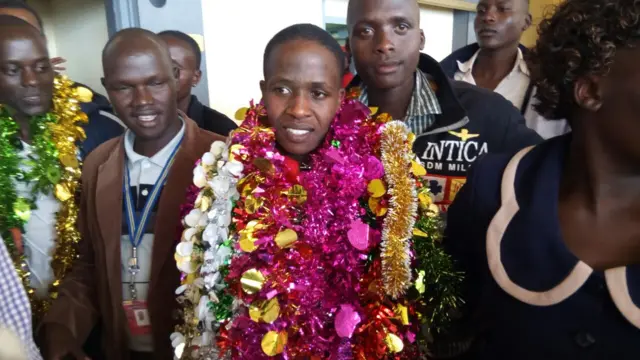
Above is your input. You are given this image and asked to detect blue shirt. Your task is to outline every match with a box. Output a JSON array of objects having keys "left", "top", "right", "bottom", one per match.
[{"left": 444, "top": 134, "right": 640, "bottom": 359}]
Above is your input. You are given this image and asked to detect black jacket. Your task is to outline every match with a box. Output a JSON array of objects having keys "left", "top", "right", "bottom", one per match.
[
  {"left": 186, "top": 95, "right": 238, "bottom": 136},
  {"left": 440, "top": 43, "right": 534, "bottom": 114},
  {"left": 349, "top": 53, "right": 542, "bottom": 209},
  {"left": 72, "top": 83, "right": 124, "bottom": 159}
]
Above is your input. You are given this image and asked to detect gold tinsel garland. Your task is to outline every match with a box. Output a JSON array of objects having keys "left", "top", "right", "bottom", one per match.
[
  {"left": 380, "top": 121, "right": 418, "bottom": 299},
  {"left": 18, "top": 75, "right": 88, "bottom": 318}
]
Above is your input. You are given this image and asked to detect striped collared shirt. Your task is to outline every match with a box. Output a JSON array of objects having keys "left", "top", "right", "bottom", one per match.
[
  {"left": 359, "top": 69, "right": 442, "bottom": 135},
  {"left": 0, "top": 236, "right": 42, "bottom": 360}
]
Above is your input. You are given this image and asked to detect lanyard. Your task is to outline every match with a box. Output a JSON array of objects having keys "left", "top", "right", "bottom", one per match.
[{"left": 123, "top": 138, "right": 182, "bottom": 300}]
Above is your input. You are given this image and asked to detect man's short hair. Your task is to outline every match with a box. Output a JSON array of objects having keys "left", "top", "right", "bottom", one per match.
[
  {"left": 263, "top": 23, "right": 345, "bottom": 79},
  {"left": 0, "top": 0, "right": 44, "bottom": 32},
  {"left": 158, "top": 30, "right": 202, "bottom": 69},
  {"left": 0, "top": 13, "right": 41, "bottom": 34}
]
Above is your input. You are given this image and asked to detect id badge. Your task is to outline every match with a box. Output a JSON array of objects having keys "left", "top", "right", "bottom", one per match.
[{"left": 123, "top": 300, "right": 151, "bottom": 335}]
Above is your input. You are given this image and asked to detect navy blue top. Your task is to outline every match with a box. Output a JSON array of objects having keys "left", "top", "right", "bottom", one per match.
[
  {"left": 444, "top": 134, "right": 640, "bottom": 359},
  {"left": 74, "top": 83, "right": 124, "bottom": 159}
]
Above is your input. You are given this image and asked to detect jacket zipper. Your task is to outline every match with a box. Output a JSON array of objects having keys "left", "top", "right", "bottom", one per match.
[{"left": 416, "top": 116, "right": 470, "bottom": 138}]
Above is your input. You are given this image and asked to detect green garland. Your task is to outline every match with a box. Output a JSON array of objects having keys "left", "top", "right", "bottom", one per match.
[
  {"left": 0, "top": 105, "right": 60, "bottom": 257},
  {"left": 412, "top": 180, "right": 464, "bottom": 334}
]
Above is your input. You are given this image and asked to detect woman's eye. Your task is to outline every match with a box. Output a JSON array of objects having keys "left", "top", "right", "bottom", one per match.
[{"left": 312, "top": 90, "right": 327, "bottom": 99}]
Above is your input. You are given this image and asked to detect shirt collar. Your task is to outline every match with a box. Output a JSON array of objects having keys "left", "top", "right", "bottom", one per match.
[
  {"left": 515, "top": 48, "right": 530, "bottom": 76},
  {"left": 124, "top": 118, "right": 185, "bottom": 167},
  {"left": 456, "top": 49, "right": 480, "bottom": 74},
  {"left": 457, "top": 48, "right": 530, "bottom": 77},
  {"left": 358, "top": 69, "right": 442, "bottom": 119}
]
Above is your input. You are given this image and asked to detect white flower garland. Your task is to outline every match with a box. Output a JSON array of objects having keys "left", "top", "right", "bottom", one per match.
[{"left": 171, "top": 141, "right": 243, "bottom": 360}]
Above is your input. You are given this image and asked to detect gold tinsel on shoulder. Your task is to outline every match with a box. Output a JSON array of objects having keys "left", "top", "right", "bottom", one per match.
[
  {"left": 380, "top": 120, "right": 418, "bottom": 299},
  {"left": 26, "top": 75, "right": 87, "bottom": 318}
]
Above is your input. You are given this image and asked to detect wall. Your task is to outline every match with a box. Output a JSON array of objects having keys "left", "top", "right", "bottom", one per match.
[
  {"left": 29, "top": 0, "right": 109, "bottom": 93},
  {"left": 136, "top": 0, "right": 210, "bottom": 106},
  {"left": 521, "top": 0, "right": 562, "bottom": 48},
  {"left": 28, "top": 0, "right": 58, "bottom": 57},
  {"left": 50, "top": 0, "right": 109, "bottom": 92},
  {"left": 419, "top": 5, "right": 454, "bottom": 61},
  {"left": 203, "top": 0, "right": 454, "bottom": 119},
  {"left": 202, "top": 0, "right": 325, "bottom": 119}
]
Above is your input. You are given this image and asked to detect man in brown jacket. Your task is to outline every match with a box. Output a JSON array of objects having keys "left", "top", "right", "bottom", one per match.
[{"left": 39, "top": 28, "right": 224, "bottom": 360}]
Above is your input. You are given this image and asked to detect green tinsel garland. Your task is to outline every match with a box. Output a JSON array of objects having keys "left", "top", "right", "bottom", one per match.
[
  {"left": 0, "top": 105, "right": 60, "bottom": 256},
  {"left": 408, "top": 176, "right": 464, "bottom": 338},
  {"left": 413, "top": 213, "right": 464, "bottom": 334}
]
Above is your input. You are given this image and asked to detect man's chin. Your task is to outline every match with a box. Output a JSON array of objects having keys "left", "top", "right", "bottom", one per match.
[
  {"left": 22, "top": 105, "right": 51, "bottom": 117},
  {"left": 477, "top": 39, "right": 503, "bottom": 50},
  {"left": 367, "top": 75, "right": 406, "bottom": 91}
]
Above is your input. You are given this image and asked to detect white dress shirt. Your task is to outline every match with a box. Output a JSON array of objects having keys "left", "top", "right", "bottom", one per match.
[
  {"left": 454, "top": 48, "right": 570, "bottom": 139},
  {"left": 15, "top": 142, "right": 60, "bottom": 298},
  {"left": 121, "top": 122, "right": 185, "bottom": 352}
]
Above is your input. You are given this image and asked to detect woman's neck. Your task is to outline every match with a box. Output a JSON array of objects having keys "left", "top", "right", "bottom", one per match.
[
  {"left": 278, "top": 145, "right": 311, "bottom": 168},
  {"left": 562, "top": 123, "right": 640, "bottom": 209}
]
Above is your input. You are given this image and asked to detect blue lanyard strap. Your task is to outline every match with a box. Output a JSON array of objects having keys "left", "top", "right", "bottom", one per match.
[{"left": 123, "top": 138, "right": 183, "bottom": 249}]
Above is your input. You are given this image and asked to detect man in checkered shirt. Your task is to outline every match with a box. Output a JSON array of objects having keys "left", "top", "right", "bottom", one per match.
[
  {"left": 346, "top": 0, "right": 541, "bottom": 213},
  {"left": 0, "top": 235, "right": 42, "bottom": 360}
]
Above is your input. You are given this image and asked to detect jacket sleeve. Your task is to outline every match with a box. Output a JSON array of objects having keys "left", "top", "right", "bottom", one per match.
[
  {"left": 496, "top": 99, "right": 543, "bottom": 152},
  {"left": 203, "top": 107, "right": 239, "bottom": 137},
  {"left": 432, "top": 155, "right": 506, "bottom": 358},
  {"left": 40, "top": 174, "right": 99, "bottom": 345},
  {"left": 429, "top": 162, "right": 481, "bottom": 358},
  {"left": 79, "top": 108, "right": 124, "bottom": 160}
]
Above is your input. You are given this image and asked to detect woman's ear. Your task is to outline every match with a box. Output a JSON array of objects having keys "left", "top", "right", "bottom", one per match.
[{"left": 574, "top": 75, "right": 603, "bottom": 112}]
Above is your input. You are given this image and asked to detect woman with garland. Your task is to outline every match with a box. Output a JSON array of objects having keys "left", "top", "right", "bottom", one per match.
[
  {"left": 0, "top": 16, "right": 89, "bottom": 319},
  {"left": 172, "top": 23, "right": 461, "bottom": 359},
  {"left": 443, "top": 0, "right": 640, "bottom": 358}
]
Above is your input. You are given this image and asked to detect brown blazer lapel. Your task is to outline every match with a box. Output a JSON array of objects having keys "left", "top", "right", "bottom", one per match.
[
  {"left": 95, "top": 138, "right": 126, "bottom": 308},
  {"left": 149, "top": 119, "right": 202, "bottom": 291}
]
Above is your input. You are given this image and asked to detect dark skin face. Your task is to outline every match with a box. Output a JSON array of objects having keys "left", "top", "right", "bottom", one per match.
[
  {"left": 260, "top": 39, "right": 344, "bottom": 162},
  {"left": 348, "top": 0, "right": 424, "bottom": 90},
  {"left": 558, "top": 46, "right": 640, "bottom": 270},
  {"left": 475, "top": 0, "right": 531, "bottom": 50},
  {"left": 159, "top": 35, "right": 201, "bottom": 111},
  {"left": 0, "top": 8, "right": 67, "bottom": 71},
  {"left": 0, "top": 25, "right": 53, "bottom": 122},
  {"left": 347, "top": 0, "right": 424, "bottom": 120},
  {"left": 102, "top": 35, "right": 182, "bottom": 157}
]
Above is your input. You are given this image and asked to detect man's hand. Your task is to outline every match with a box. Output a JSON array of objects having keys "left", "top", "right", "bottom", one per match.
[
  {"left": 43, "top": 324, "right": 90, "bottom": 360},
  {"left": 50, "top": 57, "right": 67, "bottom": 72}
]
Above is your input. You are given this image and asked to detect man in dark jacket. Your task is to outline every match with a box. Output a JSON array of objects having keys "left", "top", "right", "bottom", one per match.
[
  {"left": 347, "top": 0, "right": 542, "bottom": 211},
  {"left": 440, "top": 0, "right": 569, "bottom": 139},
  {"left": 158, "top": 30, "right": 237, "bottom": 136}
]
